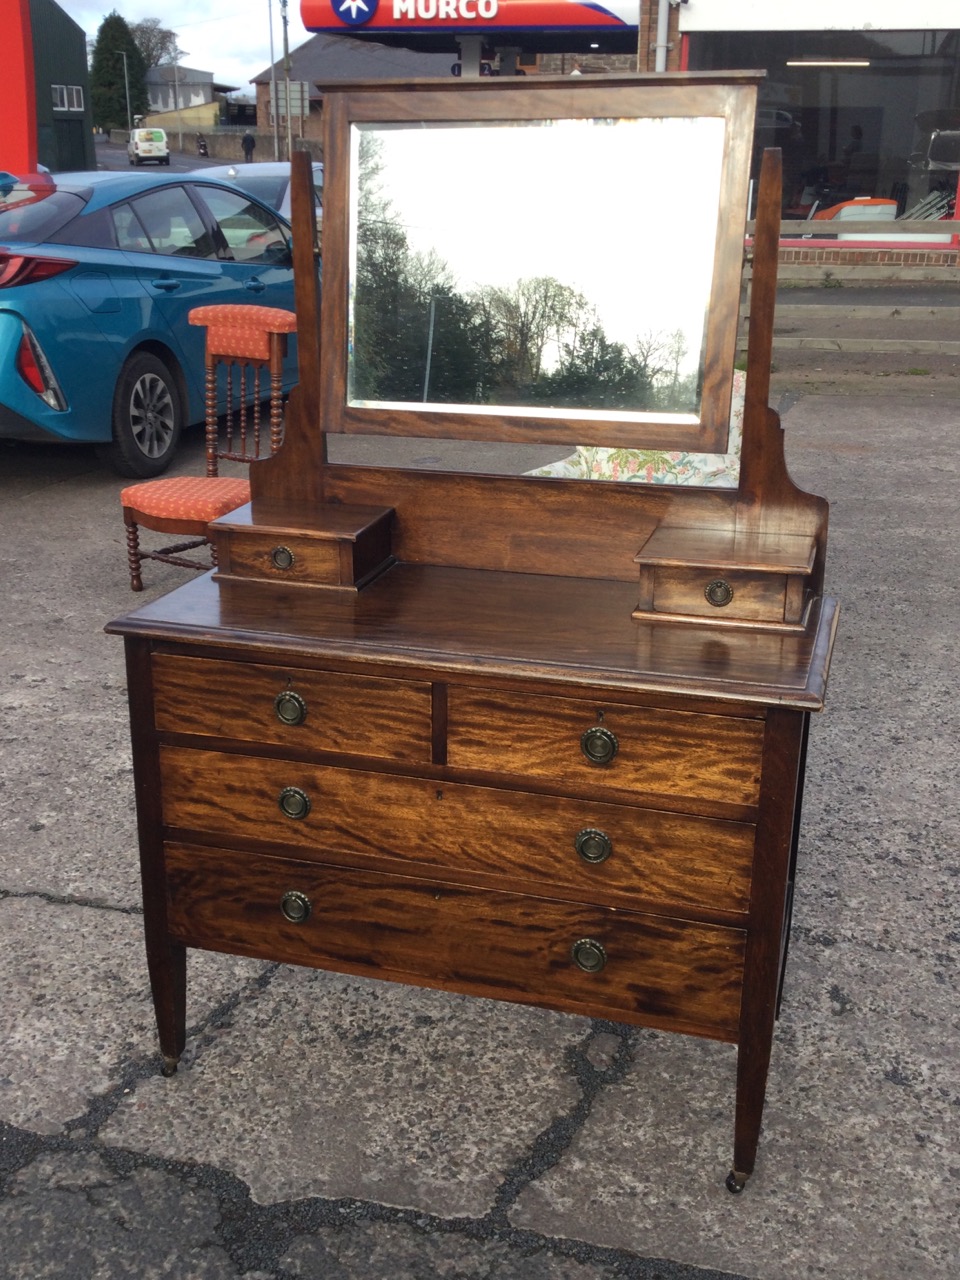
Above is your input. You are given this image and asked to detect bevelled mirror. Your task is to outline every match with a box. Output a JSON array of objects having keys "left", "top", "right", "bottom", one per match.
[{"left": 317, "top": 77, "right": 759, "bottom": 467}]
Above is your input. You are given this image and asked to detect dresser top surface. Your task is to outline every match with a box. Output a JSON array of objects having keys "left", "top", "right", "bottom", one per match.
[{"left": 108, "top": 564, "right": 838, "bottom": 710}]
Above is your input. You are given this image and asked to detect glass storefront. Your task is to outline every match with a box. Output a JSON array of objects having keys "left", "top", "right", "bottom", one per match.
[{"left": 688, "top": 29, "right": 960, "bottom": 216}]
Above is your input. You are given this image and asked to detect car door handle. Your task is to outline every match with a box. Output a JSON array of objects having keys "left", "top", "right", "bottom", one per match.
[
  {"left": 244, "top": 278, "right": 267, "bottom": 293},
  {"left": 151, "top": 279, "right": 181, "bottom": 293}
]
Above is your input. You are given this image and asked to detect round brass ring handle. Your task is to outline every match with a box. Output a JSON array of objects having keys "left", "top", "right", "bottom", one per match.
[
  {"left": 278, "top": 786, "right": 311, "bottom": 820},
  {"left": 271, "top": 545, "right": 295, "bottom": 570},
  {"left": 580, "top": 726, "right": 619, "bottom": 767},
  {"left": 274, "top": 690, "right": 307, "bottom": 726},
  {"left": 280, "top": 890, "right": 311, "bottom": 924},
  {"left": 571, "top": 937, "right": 607, "bottom": 973},
  {"left": 575, "top": 828, "right": 612, "bottom": 865},
  {"left": 705, "top": 578, "right": 734, "bottom": 608}
]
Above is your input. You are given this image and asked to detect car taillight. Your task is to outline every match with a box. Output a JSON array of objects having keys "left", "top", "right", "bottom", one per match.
[
  {"left": 0, "top": 250, "right": 76, "bottom": 288},
  {"left": 15, "top": 324, "right": 66, "bottom": 410}
]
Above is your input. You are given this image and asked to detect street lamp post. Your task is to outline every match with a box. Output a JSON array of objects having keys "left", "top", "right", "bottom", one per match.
[
  {"left": 268, "top": 0, "right": 280, "bottom": 160},
  {"left": 120, "top": 50, "right": 132, "bottom": 131},
  {"left": 280, "top": 0, "right": 293, "bottom": 162},
  {"left": 173, "top": 60, "right": 184, "bottom": 152}
]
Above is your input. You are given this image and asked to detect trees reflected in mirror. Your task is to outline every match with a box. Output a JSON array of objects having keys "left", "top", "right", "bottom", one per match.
[{"left": 347, "top": 117, "right": 726, "bottom": 424}]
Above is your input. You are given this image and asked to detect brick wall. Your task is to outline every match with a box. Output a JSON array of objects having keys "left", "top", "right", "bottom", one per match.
[{"left": 532, "top": 1, "right": 683, "bottom": 74}]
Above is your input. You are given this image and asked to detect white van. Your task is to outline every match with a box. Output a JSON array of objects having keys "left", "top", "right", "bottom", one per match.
[{"left": 127, "top": 128, "right": 170, "bottom": 166}]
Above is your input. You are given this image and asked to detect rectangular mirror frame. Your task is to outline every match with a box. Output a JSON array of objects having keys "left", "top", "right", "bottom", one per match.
[{"left": 317, "top": 74, "right": 760, "bottom": 457}]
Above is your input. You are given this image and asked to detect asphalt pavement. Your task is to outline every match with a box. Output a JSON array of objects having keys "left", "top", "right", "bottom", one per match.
[
  {"left": 93, "top": 133, "right": 221, "bottom": 172},
  {"left": 1, "top": 375, "right": 958, "bottom": 1278}
]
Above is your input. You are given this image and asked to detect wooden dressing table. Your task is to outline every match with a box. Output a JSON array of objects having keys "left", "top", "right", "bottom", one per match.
[{"left": 108, "top": 73, "right": 838, "bottom": 1192}]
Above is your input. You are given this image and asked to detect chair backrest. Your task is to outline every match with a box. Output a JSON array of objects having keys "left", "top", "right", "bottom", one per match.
[{"left": 188, "top": 304, "right": 298, "bottom": 477}]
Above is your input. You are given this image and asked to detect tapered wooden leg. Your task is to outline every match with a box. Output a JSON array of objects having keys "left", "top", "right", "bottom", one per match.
[
  {"left": 729, "top": 1035, "right": 774, "bottom": 1189},
  {"left": 728, "top": 707, "right": 807, "bottom": 1191},
  {"left": 145, "top": 938, "right": 187, "bottom": 1075}
]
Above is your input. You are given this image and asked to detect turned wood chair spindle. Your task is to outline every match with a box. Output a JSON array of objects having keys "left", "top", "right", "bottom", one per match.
[{"left": 120, "top": 304, "right": 296, "bottom": 591}]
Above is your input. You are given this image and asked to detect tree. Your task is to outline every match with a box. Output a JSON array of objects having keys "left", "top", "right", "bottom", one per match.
[
  {"left": 90, "top": 12, "right": 149, "bottom": 132},
  {"left": 129, "top": 18, "right": 179, "bottom": 70},
  {"left": 475, "top": 277, "right": 589, "bottom": 399}
]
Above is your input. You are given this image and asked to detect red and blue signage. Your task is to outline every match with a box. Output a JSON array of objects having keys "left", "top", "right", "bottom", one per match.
[{"left": 300, "top": 0, "right": 640, "bottom": 36}]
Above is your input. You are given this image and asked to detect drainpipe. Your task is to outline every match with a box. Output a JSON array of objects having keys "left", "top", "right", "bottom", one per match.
[{"left": 654, "top": 0, "right": 671, "bottom": 72}]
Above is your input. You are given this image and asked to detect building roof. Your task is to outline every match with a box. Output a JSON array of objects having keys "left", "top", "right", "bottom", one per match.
[{"left": 250, "top": 32, "right": 454, "bottom": 86}]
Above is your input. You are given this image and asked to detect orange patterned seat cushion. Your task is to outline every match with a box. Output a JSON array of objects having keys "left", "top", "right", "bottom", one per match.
[
  {"left": 121, "top": 476, "right": 251, "bottom": 522},
  {"left": 188, "top": 304, "right": 297, "bottom": 361}
]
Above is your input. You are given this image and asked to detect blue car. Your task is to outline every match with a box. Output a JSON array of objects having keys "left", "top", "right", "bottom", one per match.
[{"left": 0, "top": 170, "right": 297, "bottom": 476}]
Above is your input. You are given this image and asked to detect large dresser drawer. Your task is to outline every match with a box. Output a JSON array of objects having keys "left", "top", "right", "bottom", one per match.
[
  {"left": 447, "top": 687, "right": 763, "bottom": 807},
  {"left": 160, "top": 747, "right": 755, "bottom": 914},
  {"left": 165, "top": 842, "right": 746, "bottom": 1039},
  {"left": 152, "top": 655, "right": 433, "bottom": 762}
]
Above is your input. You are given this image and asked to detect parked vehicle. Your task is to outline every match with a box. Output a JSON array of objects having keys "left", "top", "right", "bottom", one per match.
[
  {"left": 0, "top": 170, "right": 297, "bottom": 476},
  {"left": 128, "top": 128, "right": 170, "bottom": 166},
  {"left": 192, "top": 160, "right": 323, "bottom": 221}
]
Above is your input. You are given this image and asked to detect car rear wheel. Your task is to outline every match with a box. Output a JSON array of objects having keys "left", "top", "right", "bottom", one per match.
[{"left": 102, "top": 353, "right": 182, "bottom": 478}]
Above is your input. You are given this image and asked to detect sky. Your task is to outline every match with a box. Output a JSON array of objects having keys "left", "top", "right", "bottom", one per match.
[
  {"left": 55, "top": 0, "right": 310, "bottom": 97},
  {"left": 355, "top": 117, "right": 725, "bottom": 384}
]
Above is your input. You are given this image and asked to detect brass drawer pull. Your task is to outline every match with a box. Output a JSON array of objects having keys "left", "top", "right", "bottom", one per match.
[
  {"left": 280, "top": 890, "right": 311, "bottom": 924},
  {"left": 571, "top": 937, "right": 607, "bottom": 973},
  {"left": 278, "top": 786, "right": 311, "bottom": 820},
  {"left": 705, "top": 578, "right": 734, "bottom": 607},
  {"left": 580, "top": 726, "right": 618, "bottom": 766},
  {"left": 271, "top": 545, "right": 295, "bottom": 570},
  {"left": 574, "top": 828, "right": 612, "bottom": 864},
  {"left": 274, "top": 690, "right": 307, "bottom": 726}
]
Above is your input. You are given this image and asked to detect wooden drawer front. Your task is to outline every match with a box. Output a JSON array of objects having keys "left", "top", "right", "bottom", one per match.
[
  {"left": 652, "top": 567, "right": 789, "bottom": 624},
  {"left": 152, "top": 655, "right": 432, "bottom": 761},
  {"left": 160, "top": 748, "right": 755, "bottom": 914},
  {"left": 447, "top": 688, "right": 763, "bottom": 807},
  {"left": 165, "top": 842, "right": 745, "bottom": 1039},
  {"left": 218, "top": 532, "right": 342, "bottom": 585}
]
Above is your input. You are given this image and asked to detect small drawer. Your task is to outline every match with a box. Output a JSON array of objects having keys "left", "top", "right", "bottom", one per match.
[
  {"left": 218, "top": 533, "right": 342, "bottom": 585},
  {"left": 164, "top": 842, "right": 746, "bottom": 1039},
  {"left": 634, "top": 527, "right": 816, "bottom": 631},
  {"left": 152, "top": 655, "right": 432, "bottom": 762},
  {"left": 446, "top": 687, "right": 763, "bottom": 807},
  {"left": 160, "top": 748, "right": 756, "bottom": 914},
  {"left": 210, "top": 502, "right": 393, "bottom": 591}
]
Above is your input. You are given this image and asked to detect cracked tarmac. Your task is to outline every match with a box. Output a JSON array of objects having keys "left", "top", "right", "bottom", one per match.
[{"left": 1, "top": 384, "right": 958, "bottom": 1279}]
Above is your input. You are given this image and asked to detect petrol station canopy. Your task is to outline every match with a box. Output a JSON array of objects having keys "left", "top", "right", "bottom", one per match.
[{"left": 299, "top": 0, "right": 643, "bottom": 55}]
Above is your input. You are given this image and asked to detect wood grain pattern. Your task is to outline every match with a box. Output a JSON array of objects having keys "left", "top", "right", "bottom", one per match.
[
  {"left": 447, "top": 687, "right": 764, "bottom": 806},
  {"left": 651, "top": 568, "right": 789, "bottom": 623},
  {"left": 159, "top": 746, "right": 756, "bottom": 915},
  {"left": 165, "top": 841, "right": 746, "bottom": 1040},
  {"left": 152, "top": 654, "right": 432, "bottom": 761},
  {"left": 109, "top": 568, "right": 837, "bottom": 711}
]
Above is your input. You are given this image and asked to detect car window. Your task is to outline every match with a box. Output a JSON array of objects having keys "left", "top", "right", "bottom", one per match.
[
  {"left": 112, "top": 202, "right": 153, "bottom": 252},
  {"left": 226, "top": 175, "right": 288, "bottom": 210},
  {"left": 123, "top": 186, "right": 217, "bottom": 259},
  {"left": 195, "top": 186, "right": 290, "bottom": 264},
  {"left": 0, "top": 188, "right": 87, "bottom": 242}
]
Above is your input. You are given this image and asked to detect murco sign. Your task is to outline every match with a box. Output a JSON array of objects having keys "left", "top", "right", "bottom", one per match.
[{"left": 300, "top": 0, "right": 640, "bottom": 35}]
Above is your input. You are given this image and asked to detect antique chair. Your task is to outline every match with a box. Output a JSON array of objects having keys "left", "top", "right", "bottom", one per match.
[{"left": 121, "top": 304, "right": 296, "bottom": 591}]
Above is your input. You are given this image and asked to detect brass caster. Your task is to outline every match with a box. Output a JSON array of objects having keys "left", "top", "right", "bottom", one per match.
[
  {"left": 725, "top": 1170, "right": 748, "bottom": 1194},
  {"left": 160, "top": 1056, "right": 179, "bottom": 1077}
]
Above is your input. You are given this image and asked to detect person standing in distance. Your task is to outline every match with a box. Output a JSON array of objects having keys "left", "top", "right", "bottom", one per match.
[{"left": 241, "top": 131, "right": 256, "bottom": 163}]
